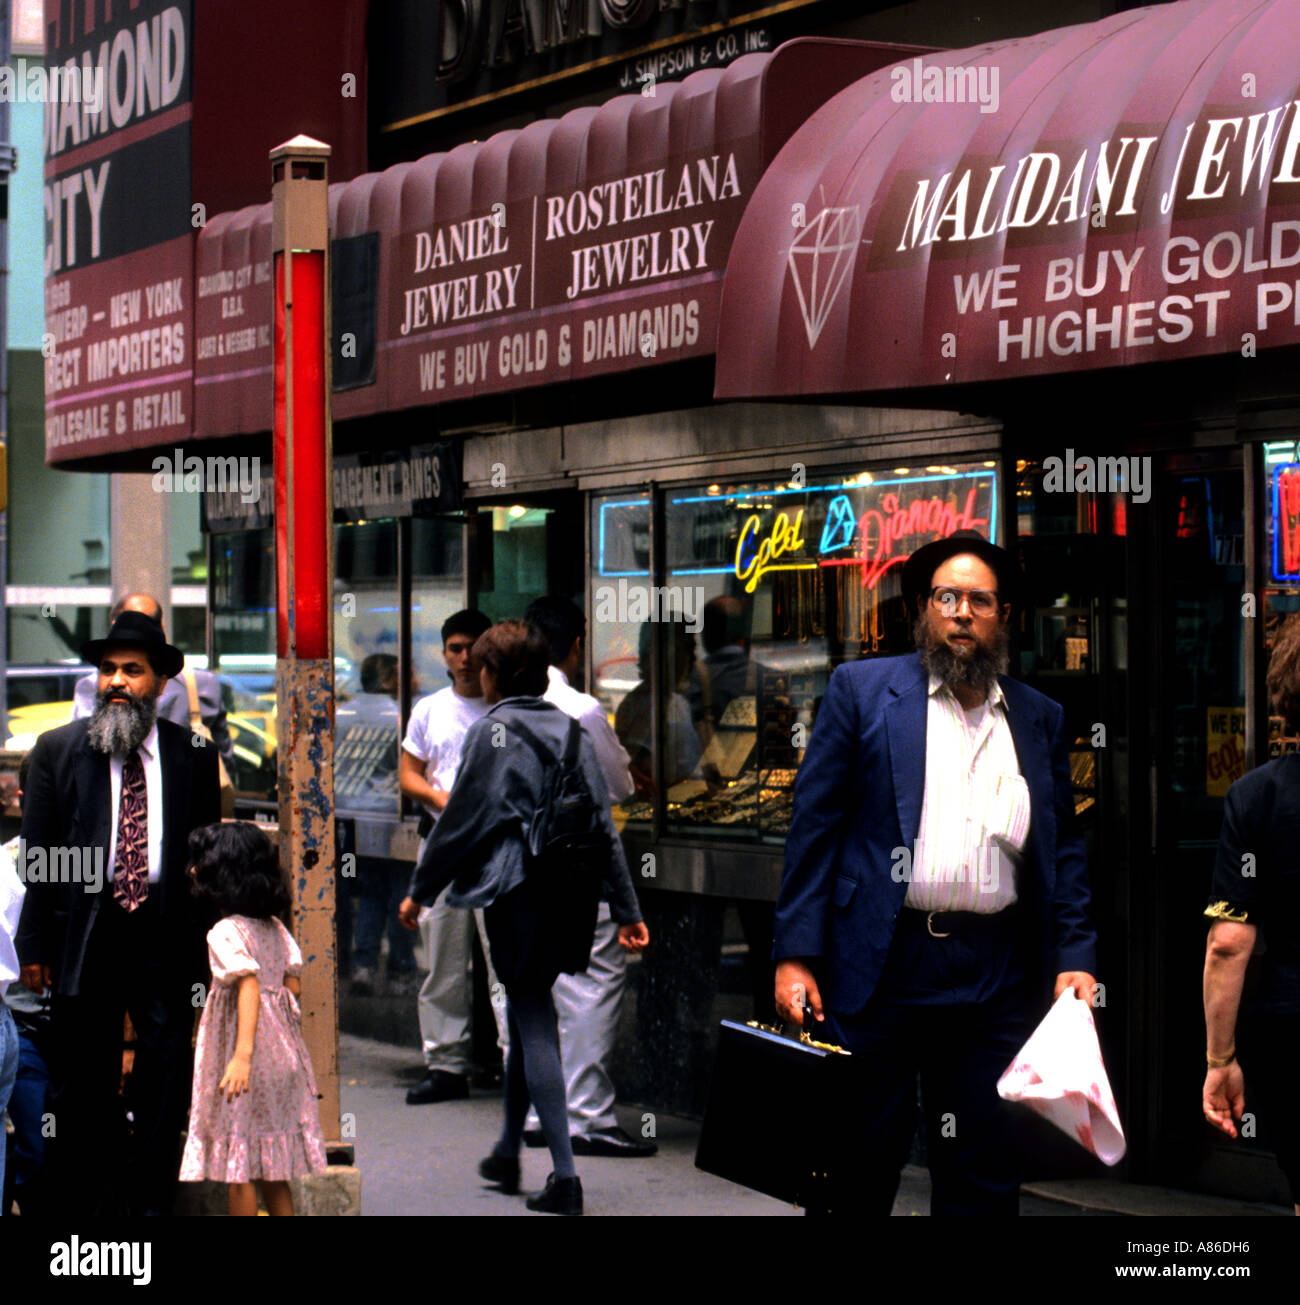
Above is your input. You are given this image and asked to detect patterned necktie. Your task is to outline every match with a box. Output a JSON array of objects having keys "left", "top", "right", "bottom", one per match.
[{"left": 113, "top": 750, "right": 149, "bottom": 912}]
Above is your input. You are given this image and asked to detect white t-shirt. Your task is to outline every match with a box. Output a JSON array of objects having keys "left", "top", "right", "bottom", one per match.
[{"left": 401, "top": 685, "right": 491, "bottom": 823}]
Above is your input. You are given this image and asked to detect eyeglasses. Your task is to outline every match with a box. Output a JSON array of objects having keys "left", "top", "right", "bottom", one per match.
[{"left": 930, "top": 586, "right": 1001, "bottom": 617}]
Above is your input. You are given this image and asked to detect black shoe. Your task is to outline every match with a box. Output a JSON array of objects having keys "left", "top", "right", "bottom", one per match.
[
  {"left": 471, "top": 1064, "right": 504, "bottom": 1091},
  {"left": 522, "top": 1128, "right": 546, "bottom": 1148},
  {"left": 571, "top": 1126, "right": 657, "bottom": 1157},
  {"left": 526, "top": 1173, "right": 583, "bottom": 1216},
  {"left": 405, "top": 1071, "right": 469, "bottom": 1104},
  {"left": 478, "top": 1154, "right": 520, "bottom": 1194}
]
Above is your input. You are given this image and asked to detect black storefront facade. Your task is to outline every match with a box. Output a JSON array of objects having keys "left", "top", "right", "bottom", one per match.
[
  {"left": 43, "top": 0, "right": 1300, "bottom": 1207},
  {"left": 709, "top": 0, "right": 1300, "bottom": 1205}
]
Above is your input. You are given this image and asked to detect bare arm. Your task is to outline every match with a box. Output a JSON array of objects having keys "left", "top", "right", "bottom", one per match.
[
  {"left": 1202, "top": 920, "right": 1256, "bottom": 1138},
  {"left": 285, "top": 974, "right": 301, "bottom": 998},
  {"left": 218, "top": 974, "right": 260, "bottom": 1102},
  {"left": 399, "top": 750, "right": 448, "bottom": 810}
]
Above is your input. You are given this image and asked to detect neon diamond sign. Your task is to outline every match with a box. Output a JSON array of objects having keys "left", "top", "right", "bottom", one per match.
[{"left": 787, "top": 205, "right": 863, "bottom": 351}]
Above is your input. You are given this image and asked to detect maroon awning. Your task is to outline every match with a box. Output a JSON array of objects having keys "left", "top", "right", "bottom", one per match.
[
  {"left": 194, "top": 38, "right": 922, "bottom": 441},
  {"left": 715, "top": 0, "right": 1300, "bottom": 399}
]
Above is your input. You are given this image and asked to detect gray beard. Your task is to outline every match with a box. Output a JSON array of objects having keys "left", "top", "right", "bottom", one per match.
[
  {"left": 86, "top": 689, "right": 158, "bottom": 755},
  {"left": 914, "top": 614, "right": 1010, "bottom": 699}
]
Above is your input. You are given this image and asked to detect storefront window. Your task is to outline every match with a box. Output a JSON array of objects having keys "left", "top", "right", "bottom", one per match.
[
  {"left": 210, "top": 528, "right": 277, "bottom": 798},
  {"left": 411, "top": 516, "right": 467, "bottom": 695},
  {"left": 590, "top": 494, "right": 653, "bottom": 831},
  {"left": 1013, "top": 460, "right": 1131, "bottom": 823},
  {"left": 335, "top": 521, "right": 401, "bottom": 816},
  {"left": 1264, "top": 440, "right": 1300, "bottom": 756},
  {"left": 591, "top": 462, "right": 1000, "bottom": 841}
]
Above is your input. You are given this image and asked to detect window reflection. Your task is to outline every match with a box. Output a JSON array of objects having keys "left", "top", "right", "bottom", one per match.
[{"left": 590, "top": 463, "right": 999, "bottom": 842}]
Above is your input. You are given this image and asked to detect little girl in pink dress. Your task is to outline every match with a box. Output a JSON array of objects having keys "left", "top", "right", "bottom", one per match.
[{"left": 180, "top": 822, "right": 327, "bottom": 1215}]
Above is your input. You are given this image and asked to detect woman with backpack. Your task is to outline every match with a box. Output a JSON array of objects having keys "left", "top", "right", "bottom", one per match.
[{"left": 399, "top": 619, "right": 649, "bottom": 1215}]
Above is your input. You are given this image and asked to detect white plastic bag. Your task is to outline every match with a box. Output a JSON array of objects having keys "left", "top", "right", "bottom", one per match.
[{"left": 996, "top": 988, "right": 1126, "bottom": 1166}]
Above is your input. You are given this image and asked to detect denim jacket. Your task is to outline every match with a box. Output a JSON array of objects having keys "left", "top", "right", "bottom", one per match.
[{"left": 408, "top": 696, "right": 642, "bottom": 925}]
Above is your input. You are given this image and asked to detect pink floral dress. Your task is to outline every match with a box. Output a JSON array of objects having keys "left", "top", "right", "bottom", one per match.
[{"left": 180, "top": 915, "right": 328, "bottom": 1183}]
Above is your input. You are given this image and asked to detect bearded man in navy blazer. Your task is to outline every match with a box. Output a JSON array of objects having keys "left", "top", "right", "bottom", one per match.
[{"left": 774, "top": 530, "right": 1097, "bottom": 1216}]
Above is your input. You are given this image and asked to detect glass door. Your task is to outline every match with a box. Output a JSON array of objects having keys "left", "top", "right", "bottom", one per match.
[
  {"left": 1013, "top": 458, "right": 1130, "bottom": 1179},
  {"left": 1139, "top": 451, "right": 1246, "bottom": 1192}
]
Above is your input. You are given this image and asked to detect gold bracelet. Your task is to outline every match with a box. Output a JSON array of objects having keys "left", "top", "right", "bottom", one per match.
[{"left": 1207, "top": 1049, "right": 1236, "bottom": 1068}]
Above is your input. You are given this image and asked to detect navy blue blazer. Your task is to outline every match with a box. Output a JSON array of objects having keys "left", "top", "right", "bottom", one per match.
[{"left": 773, "top": 653, "right": 1097, "bottom": 1015}]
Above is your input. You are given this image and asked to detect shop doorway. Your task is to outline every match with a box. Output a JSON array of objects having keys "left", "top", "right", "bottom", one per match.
[
  {"left": 471, "top": 490, "right": 585, "bottom": 633},
  {"left": 1013, "top": 455, "right": 1131, "bottom": 1180},
  {"left": 1131, "top": 450, "right": 1258, "bottom": 1199},
  {"left": 1017, "top": 446, "right": 1255, "bottom": 1195}
]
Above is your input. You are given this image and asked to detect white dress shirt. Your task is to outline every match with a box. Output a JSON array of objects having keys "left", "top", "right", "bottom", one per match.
[
  {"left": 107, "top": 723, "right": 165, "bottom": 883},
  {"left": 906, "top": 675, "right": 1029, "bottom": 913},
  {"left": 0, "top": 835, "right": 24, "bottom": 985},
  {"left": 544, "top": 665, "right": 635, "bottom": 803}
]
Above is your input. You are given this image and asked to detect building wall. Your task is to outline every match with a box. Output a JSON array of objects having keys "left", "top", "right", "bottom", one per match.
[{"left": 7, "top": 93, "right": 112, "bottom": 664}]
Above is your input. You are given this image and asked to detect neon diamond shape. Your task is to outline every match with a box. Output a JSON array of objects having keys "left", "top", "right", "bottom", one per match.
[
  {"left": 787, "top": 205, "right": 863, "bottom": 351},
  {"left": 818, "top": 494, "right": 857, "bottom": 553}
]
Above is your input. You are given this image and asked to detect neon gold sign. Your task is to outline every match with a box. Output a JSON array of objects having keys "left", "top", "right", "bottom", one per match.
[{"left": 734, "top": 509, "right": 816, "bottom": 594}]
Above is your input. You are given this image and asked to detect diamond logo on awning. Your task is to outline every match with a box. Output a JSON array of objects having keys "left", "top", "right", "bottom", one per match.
[{"left": 787, "top": 205, "right": 863, "bottom": 351}]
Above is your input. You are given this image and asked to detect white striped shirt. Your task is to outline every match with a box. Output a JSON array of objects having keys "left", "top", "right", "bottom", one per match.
[{"left": 905, "top": 675, "right": 1029, "bottom": 913}]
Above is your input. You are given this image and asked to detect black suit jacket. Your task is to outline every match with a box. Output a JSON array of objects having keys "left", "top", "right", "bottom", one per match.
[{"left": 16, "top": 717, "right": 221, "bottom": 997}]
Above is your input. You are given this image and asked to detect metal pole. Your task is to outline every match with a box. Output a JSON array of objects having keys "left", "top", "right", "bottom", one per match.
[{"left": 270, "top": 136, "right": 341, "bottom": 1147}]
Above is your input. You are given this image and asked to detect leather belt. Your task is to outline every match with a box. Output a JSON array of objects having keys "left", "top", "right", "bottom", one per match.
[{"left": 901, "top": 907, "right": 1017, "bottom": 938}]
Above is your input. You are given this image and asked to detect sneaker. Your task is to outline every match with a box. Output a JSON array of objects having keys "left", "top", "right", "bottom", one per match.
[
  {"left": 404, "top": 1071, "right": 470, "bottom": 1104},
  {"left": 350, "top": 966, "right": 376, "bottom": 995},
  {"left": 525, "top": 1172, "right": 583, "bottom": 1216},
  {"left": 477, "top": 1153, "right": 520, "bottom": 1194}
]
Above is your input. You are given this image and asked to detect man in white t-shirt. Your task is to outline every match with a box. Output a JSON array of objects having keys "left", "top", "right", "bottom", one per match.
[
  {"left": 522, "top": 597, "right": 655, "bottom": 1157},
  {"left": 397, "top": 610, "right": 498, "bottom": 1104}
]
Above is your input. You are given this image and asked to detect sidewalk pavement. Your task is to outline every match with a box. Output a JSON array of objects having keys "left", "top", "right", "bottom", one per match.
[{"left": 340, "top": 1035, "right": 1290, "bottom": 1217}]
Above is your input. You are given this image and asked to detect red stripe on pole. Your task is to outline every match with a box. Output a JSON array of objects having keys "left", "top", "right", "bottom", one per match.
[
  {"left": 274, "top": 249, "right": 329, "bottom": 659},
  {"left": 273, "top": 252, "right": 290, "bottom": 658}
]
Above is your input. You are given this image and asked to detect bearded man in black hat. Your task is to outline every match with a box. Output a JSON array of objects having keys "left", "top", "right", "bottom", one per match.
[
  {"left": 773, "top": 530, "right": 1097, "bottom": 1216},
  {"left": 16, "top": 611, "right": 221, "bottom": 1215}
]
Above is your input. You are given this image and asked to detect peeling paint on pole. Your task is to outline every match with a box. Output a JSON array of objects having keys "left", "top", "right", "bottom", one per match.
[
  {"left": 277, "top": 656, "right": 339, "bottom": 1137},
  {"left": 271, "top": 135, "right": 341, "bottom": 1148}
]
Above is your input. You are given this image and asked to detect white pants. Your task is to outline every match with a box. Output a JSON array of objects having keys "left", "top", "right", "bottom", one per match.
[
  {"left": 416, "top": 893, "right": 506, "bottom": 1075},
  {"left": 524, "top": 901, "right": 626, "bottom": 1136}
]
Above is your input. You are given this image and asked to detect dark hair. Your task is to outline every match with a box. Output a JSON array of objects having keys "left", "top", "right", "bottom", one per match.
[
  {"left": 360, "top": 652, "right": 398, "bottom": 693},
  {"left": 474, "top": 620, "right": 550, "bottom": 698},
  {"left": 703, "top": 596, "right": 747, "bottom": 654},
  {"left": 523, "top": 596, "right": 585, "bottom": 667},
  {"left": 1268, "top": 614, "right": 1300, "bottom": 732},
  {"left": 442, "top": 608, "right": 492, "bottom": 646},
  {"left": 188, "top": 822, "right": 291, "bottom": 920}
]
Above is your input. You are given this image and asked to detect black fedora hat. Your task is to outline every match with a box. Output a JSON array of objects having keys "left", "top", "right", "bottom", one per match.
[
  {"left": 900, "top": 529, "right": 1025, "bottom": 615},
  {"left": 81, "top": 610, "right": 186, "bottom": 679}
]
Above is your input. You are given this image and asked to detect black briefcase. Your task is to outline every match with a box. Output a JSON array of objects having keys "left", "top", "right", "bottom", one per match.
[{"left": 695, "top": 1019, "right": 855, "bottom": 1210}]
